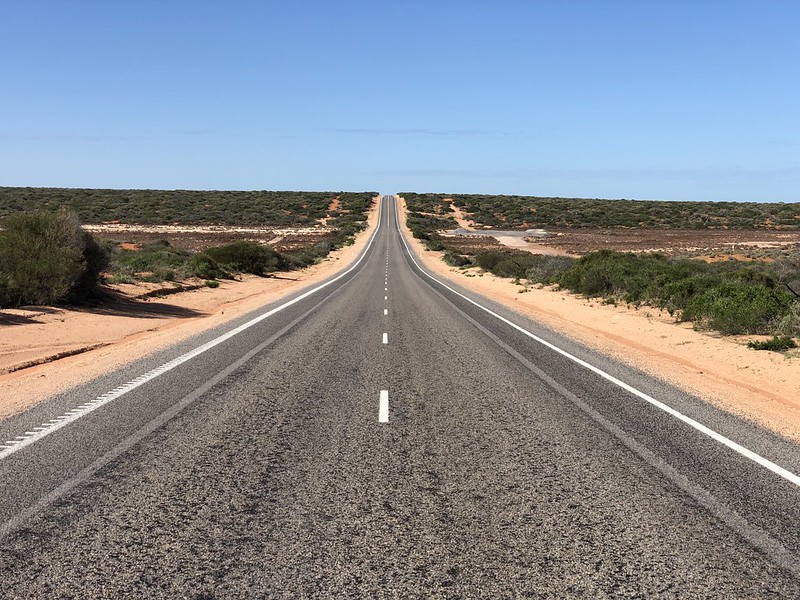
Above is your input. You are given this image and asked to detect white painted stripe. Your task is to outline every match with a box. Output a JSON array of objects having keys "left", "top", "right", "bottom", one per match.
[
  {"left": 379, "top": 390, "right": 389, "bottom": 423},
  {"left": 394, "top": 200, "right": 800, "bottom": 488},
  {"left": 382, "top": 332, "right": 388, "bottom": 344},
  {"left": 0, "top": 198, "right": 387, "bottom": 462},
  {"left": 384, "top": 308, "right": 388, "bottom": 316},
  {"left": 384, "top": 295, "right": 388, "bottom": 300}
]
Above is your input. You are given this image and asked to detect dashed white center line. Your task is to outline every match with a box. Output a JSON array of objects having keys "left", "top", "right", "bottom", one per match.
[
  {"left": 379, "top": 390, "right": 389, "bottom": 423},
  {"left": 384, "top": 296, "right": 388, "bottom": 300},
  {"left": 384, "top": 308, "right": 388, "bottom": 315},
  {"left": 382, "top": 332, "right": 388, "bottom": 344}
]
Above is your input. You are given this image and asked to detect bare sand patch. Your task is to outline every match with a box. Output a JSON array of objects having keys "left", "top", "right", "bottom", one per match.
[
  {"left": 0, "top": 199, "right": 380, "bottom": 420},
  {"left": 398, "top": 197, "right": 800, "bottom": 441},
  {"left": 446, "top": 199, "right": 476, "bottom": 229}
]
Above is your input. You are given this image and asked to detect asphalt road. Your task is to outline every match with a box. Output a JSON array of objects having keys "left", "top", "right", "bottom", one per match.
[{"left": 0, "top": 196, "right": 799, "bottom": 598}]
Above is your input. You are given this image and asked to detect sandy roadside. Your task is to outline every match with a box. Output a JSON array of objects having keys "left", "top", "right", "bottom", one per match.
[
  {"left": 0, "top": 198, "right": 381, "bottom": 419},
  {"left": 398, "top": 197, "right": 800, "bottom": 442}
]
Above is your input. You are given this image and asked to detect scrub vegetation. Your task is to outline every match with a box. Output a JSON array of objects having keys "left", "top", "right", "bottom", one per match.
[
  {"left": 403, "top": 192, "right": 800, "bottom": 230},
  {"left": 0, "top": 189, "right": 376, "bottom": 308},
  {"left": 0, "top": 187, "right": 377, "bottom": 227},
  {"left": 402, "top": 192, "right": 800, "bottom": 346}
]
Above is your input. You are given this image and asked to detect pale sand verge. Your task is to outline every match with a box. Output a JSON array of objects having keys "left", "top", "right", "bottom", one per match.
[
  {"left": 398, "top": 198, "right": 800, "bottom": 441},
  {"left": 0, "top": 199, "right": 380, "bottom": 419}
]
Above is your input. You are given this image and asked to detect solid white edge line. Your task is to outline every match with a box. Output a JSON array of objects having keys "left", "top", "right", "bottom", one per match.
[
  {"left": 379, "top": 390, "right": 389, "bottom": 423},
  {"left": 393, "top": 198, "right": 800, "bottom": 488},
  {"left": 0, "top": 197, "right": 387, "bottom": 462}
]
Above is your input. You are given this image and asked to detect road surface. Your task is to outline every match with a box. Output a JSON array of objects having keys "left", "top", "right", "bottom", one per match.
[{"left": 1, "top": 196, "right": 799, "bottom": 597}]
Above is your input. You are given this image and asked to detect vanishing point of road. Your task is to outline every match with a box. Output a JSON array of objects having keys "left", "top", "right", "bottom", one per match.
[{"left": 0, "top": 196, "right": 799, "bottom": 597}]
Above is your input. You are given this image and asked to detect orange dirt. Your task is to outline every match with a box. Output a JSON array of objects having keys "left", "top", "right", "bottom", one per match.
[
  {"left": 446, "top": 199, "right": 476, "bottom": 229},
  {"left": 319, "top": 196, "right": 341, "bottom": 226}
]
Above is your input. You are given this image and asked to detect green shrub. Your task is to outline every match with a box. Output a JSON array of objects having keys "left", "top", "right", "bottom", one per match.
[
  {"left": 474, "top": 250, "right": 507, "bottom": 272},
  {"left": 774, "top": 301, "right": 800, "bottom": 336},
  {"left": 524, "top": 255, "right": 574, "bottom": 284},
  {"left": 682, "top": 282, "right": 791, "bottom": 335},
  {"left": 444, "top": 250, "right": 471, "bottom": 267},
  {"left": 199, "top": 241, "right": 283, "bottom": 276},
  {"left": 424, "top": 238, "right": 446, "bottom": 251},
  {"left": 110, "top": 240, "right": 194, "bottom": 283},
  {"left": 747, "top": 336, "right": 798, "bottom": 351},
  {"left": 71, "top": 232, "right": 110, "bottom": 299},
  {"left": 551, "top": 250, "right": 796, "bottom": 336},
  {"left": 473, "top": 250, "right": 573, "bottom": 281},
  {"left": 190, "top": 254, "right": 226, "bottom": 280},
  {"left": 0, "top": 210, "right": 107, "bottom": 307}
]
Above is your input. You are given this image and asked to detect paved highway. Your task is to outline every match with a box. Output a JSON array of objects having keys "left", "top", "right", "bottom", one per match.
[{"left": 1, "top": 195, "right": 799, "bottom": 597}]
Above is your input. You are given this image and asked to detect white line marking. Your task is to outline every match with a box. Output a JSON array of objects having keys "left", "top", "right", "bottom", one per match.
[
  {"left": 382, "top": 332, "right": 388, "bottom": 344},
  {"left": 0, "top": 198, "right": 387, "bottom": 462},
  {"left": 379, "top": 390, "right": 389, "bottom": 423},
  {"left": 394, "top": 200, "right": 800, "bottom": 488},
  {"left": 384, "top": 296, "right": 388, "bottom": 300},
  {"left": 384, "top": 308, "right": 388, "bottom": 315}
]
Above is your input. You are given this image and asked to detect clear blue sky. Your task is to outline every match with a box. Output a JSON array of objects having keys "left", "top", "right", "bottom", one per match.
[{"left": 1, "top": 0, "right": 798, "bottom": 202}]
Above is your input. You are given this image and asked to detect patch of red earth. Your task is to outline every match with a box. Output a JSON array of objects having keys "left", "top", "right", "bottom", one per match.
[
  {"left": 319, "top": 196, "right": 341, "bottom": 227},
  {"left": 445, "top": 199, "right": 476, "bottom": 229}
]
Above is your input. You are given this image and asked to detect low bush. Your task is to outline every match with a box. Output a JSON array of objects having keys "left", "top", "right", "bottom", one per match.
[
  {"left": 524, "top": 255, "right": 574, "bottom": 284},
  {"left": 444, "top": 250, "right": 471, "bottom": 267},
  {"left": 190, "top": 254, "right": 227, "bottom": 280},
  {"left": 747, "top": 336, "right": 798, "bottom": 351},
  {"left": 424, "top": 238, "right": 446, "bottom": 251},
  {"left": 550, "top": 250, "right": 796, "bottom": 336},
  {"left": 199, "top": 241, "right": 284, "bottom": 276},
  {"left": 110, "top": 240, "right": 195, "bottom": 283},
  {"left": 774, "top": 301, "right": 800, "bottom": 336},
  {"left": 283, "top": 240, "right": 334, "bottom": 269},
  {"left": 682, "top": 282, "right": 792, "bottom": 335},
  {"left": 474, "top": 250, "right": 574, "bottom": 282},
  {"left": 0, "top": 210, "right": 108, "bottom": 307}
]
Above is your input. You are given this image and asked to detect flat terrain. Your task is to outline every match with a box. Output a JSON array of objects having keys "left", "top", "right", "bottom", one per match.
[
  {"left": 440, "top": 195, "right": 800, "bottom": 258},
  {"left": 514, "top": 227, "right": 800, "bottom": 258},
  {"left": 83, "top": 222, "right": 335, "bottom": 254},
  {"left": 0, "top": 197, "right": 798, "bottom": 597}
]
